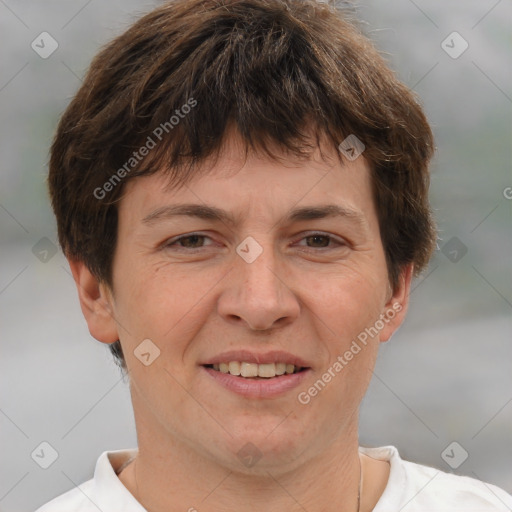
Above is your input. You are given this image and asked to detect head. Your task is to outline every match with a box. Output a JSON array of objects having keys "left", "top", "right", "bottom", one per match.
[{"left": 49, "top": 0, "right": 435, "bottom": 471}]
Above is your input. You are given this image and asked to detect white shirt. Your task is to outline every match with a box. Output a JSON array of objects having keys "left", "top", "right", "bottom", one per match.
[{"left": 35, "top": 445, "right": 512, "bottom": 511}]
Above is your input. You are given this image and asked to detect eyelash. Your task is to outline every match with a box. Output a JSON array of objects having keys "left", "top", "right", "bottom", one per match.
[{"left": 163, "top": 232, "right": 346, "bottom": 252}]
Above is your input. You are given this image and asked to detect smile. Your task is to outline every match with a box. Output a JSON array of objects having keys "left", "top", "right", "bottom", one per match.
[{"left": 206, "top": 362, "right": 304, "bottom": 378}]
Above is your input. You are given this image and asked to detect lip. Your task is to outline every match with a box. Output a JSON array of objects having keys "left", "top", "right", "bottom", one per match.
[
  {"left": 200, "top": 349, "right": 311, "bottom": 368},
  {"left": 202, "top": 366, "right": 312, "bottom": 398}
]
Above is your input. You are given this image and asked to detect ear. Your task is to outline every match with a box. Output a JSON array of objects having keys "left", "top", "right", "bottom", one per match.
[
  {"left": 379, "top": 263, "right": 413, "bottom": 342},
  {"left": 68, "top": 259, "right": 119, "bottom": 345}
]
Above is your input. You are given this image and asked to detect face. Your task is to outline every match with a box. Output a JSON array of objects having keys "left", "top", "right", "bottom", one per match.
[{"left": 76, "top": 132, "right": 410, "bottom": 474}]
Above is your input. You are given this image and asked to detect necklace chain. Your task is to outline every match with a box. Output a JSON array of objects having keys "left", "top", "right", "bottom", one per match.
[{"left": 357, "top": 452, "right": 362, "bottom": 512}]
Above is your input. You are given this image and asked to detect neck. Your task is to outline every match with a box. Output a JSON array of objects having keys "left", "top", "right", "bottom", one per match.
[{"left": 121, "top": 413, "right": 364, "bottom": 512}]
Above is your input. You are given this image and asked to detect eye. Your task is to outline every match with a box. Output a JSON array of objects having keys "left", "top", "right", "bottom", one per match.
[
  {"left": 162, "top": 231, "right": 346, "bottom": 253},
  {"left": 163, "top": 233, "right": 215, "bottom": 250},
  {"left": 295, "top": 232, "right": 345, "bottom": 250}
]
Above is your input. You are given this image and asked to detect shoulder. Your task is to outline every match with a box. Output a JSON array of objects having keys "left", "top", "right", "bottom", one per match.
[
  {"left": 361, "top": 445, "right": 512, "bottom": 511},
  {"left": 400, "top": 458, "right": 512, "bottom": 510}
]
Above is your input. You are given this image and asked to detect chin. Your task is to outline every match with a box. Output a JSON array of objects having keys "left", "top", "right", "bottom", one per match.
[{"left": 217, "top": 420, "right": 309, "bottom": 470}]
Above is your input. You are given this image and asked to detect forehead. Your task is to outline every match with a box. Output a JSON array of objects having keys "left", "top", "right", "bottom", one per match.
[{"left": 119, "top": 132, "right": 376, "bottom": 228}]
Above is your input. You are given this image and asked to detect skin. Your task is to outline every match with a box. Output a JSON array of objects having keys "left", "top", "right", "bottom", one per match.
[{"left": 70, "top": 130, "right": 412, "bottom": 512}]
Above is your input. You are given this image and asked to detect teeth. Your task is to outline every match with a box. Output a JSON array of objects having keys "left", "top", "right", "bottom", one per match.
[
  {"left": 240, "top": 362, "right": 259, "bottom": 378},
  {"left": 210, "top": 361, "right": 301, "bottom": 378},
  {"left": 275, "top": 363, "right": 286, "bottom": 375},
  {"left": 258, "top": 363, "right": 276, "bottom": 378},
  {"left": 228, "top": 361, "right": 241, "bottom": 375}
]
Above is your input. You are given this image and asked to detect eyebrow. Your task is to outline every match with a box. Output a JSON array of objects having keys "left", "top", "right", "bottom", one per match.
[{"left": 141, "top": 203, "right": 366, "bottom": 228}]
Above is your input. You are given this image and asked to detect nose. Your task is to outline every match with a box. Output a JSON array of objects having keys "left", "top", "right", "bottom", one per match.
[{"left": 217, "top": 240, "right": 300, "bottom": 331}]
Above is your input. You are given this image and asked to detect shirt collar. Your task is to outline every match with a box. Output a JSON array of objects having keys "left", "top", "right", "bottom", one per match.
[
  {"left": 93, "top": 449, "right": 146, "bottom": 511},
  {"left": 359, "top": 445, "right": 406, "bottom": 510}
]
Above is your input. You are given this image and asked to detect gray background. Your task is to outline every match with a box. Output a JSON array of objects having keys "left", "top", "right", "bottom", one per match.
[{"left": 1, "top": 0, "right": 511, "bottom": 511}]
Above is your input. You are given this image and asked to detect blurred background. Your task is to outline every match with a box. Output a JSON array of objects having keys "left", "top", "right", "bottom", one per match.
[{"left": 0, "top": 0, "right": 511, "bottom": 510}]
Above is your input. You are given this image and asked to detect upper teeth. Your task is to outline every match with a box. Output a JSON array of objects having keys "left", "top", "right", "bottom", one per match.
[{"left": 212, "top": 362, "right": 298, "bottom": 378}]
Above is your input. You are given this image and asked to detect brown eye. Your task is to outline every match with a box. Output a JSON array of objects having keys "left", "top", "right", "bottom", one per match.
[
  {"left": 295, "top": 232, "right": 345, "bottom": 250},
  {"left": 305, "top": 235, "right": 331, "bottom": 248},
  {"left": 163, "top": 233, "right": 215, "bottom": 251},
  {"left": 176, "top": 235, "right": 206, "bottom": 248}
]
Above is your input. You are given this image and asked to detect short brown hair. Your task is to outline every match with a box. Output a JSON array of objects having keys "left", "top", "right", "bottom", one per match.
[{"left": 49, "top": 0, "right": 436, "bottom": 367}]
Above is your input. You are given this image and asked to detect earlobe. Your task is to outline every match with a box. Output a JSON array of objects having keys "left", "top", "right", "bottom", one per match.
[
  {"left": 379, "top": 264, "right": 414, "bottom": 342},
  {"left": 67, "top": 259, "right": 119, "bottom": 345}
]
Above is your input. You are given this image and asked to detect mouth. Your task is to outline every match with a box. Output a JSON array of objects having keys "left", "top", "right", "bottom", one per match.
[
  {"left": 203, "top": 362, "right": 307, "bottom": 379},
  {"left": 200, "top": 351, "right": 312, "bottom": 398}
]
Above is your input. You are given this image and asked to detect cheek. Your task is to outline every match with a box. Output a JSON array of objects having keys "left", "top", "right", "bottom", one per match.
[
  {"left": 306, "top": 265, "right": 388, "bottom": 340},
  {"left": 311, "top": 268, "right": 387, "bottom": 403},
  {"left": 111, "top": 258, "right": 217, "bottom": 355}
]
